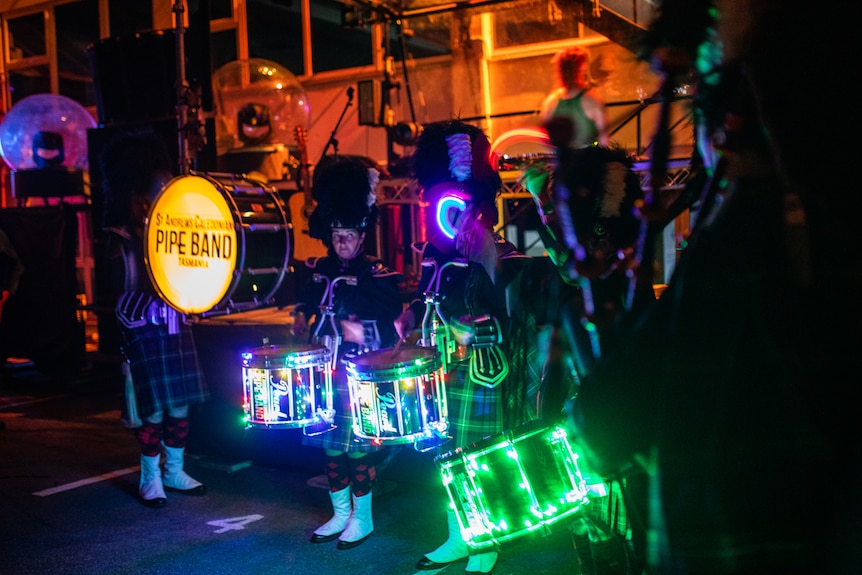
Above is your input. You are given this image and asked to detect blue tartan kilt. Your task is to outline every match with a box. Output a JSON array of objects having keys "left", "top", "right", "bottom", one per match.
[{"left": 120, "top": 321, "right": 209, "bottom": 420}]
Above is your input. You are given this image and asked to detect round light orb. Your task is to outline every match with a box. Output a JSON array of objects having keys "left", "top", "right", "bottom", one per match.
[
  {"left": 212, "top": 58, "right": 311, "bottom": 156},
  {"left": 0, "top": 93, "right": 96, "bottom": 171}
]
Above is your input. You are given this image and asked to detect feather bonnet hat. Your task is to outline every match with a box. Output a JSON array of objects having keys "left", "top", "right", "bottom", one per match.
[{"left": 307, "top": 155, "right": 381, "bottom": 248}]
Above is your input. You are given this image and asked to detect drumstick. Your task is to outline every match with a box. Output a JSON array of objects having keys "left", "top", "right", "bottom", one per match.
[{"left": 390, "top": 337, "right": 405, "bottom": 360}]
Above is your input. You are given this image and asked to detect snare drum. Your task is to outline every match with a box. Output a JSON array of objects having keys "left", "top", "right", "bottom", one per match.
[
  {"left": 241, "top": 344, "right": 333, "bottom": 429},
  {"left": 435, "top": 421, "right": 589, "bottom": 550},
  {"left": 145, "top": 172, "right": 290, "bottom": 316},
  {"left": 345, "top": 345, "right": 448, "bottom": 445}
]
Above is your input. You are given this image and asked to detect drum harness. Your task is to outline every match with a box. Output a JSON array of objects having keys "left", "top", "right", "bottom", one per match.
[
  {"left": 311, "top": 272, "right": 358, "bottom": 370},
  {"left": 417, "top": 257, "right": 469, "bottom": 374}
]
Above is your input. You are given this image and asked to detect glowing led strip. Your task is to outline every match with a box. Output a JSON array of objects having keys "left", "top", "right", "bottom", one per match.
[{"left": 436, "top": 191, "right": 468, "bottom": 239}]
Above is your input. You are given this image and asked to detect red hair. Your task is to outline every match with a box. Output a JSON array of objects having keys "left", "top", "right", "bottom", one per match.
[{"left": 553, "top": 46, "right": 591, "bottom": 91}]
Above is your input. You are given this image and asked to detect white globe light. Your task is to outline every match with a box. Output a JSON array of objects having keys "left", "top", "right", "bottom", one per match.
[{"left": 0, "top": 93, "right": 96, "bottom": 171}]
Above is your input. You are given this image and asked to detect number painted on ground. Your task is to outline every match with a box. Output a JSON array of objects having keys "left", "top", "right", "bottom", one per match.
[{"left": 207, "top": 514, "right": 264, "bottom": 533}]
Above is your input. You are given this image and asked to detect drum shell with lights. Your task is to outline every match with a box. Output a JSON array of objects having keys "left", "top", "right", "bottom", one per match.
[
  {"left": 144, "top": 173, "right": 290, "bottom": 316},
  {"left": 241, "top": 344, "right": 333, "bottom": 428},
  {"left": 345, "top": 345, "right": 448, "bottom": 445},
  {"left": 435, "top": 422, "right": 589, "bottom": 550}
]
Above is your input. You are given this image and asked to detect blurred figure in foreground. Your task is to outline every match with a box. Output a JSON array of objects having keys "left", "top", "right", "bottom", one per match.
[
  {"left": 562, "top": 2, "right": 859, "bottom": 573},
  {"left": 521, "top": 128, "right": 650, "bottom": 575}
]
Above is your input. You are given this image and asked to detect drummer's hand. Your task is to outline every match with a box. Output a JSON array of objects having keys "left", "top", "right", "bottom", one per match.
[
  {"left": 394, "top": 309, "right": 416, "bottom": 341},
  {"left": 341, "top": 318, "right": 365, "bottom": 345},
  {"left": 292, "top": 311, "right": 307, "bottom": 337},
  {"left": 449, "top": 315, "right": 476, "bottom": 345}
]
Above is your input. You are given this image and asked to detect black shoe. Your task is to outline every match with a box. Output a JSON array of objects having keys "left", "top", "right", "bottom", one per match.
[
  {"left": 138, "top": 495, "right": 166, "bottom": 509},
  {"left": 310, "top": 531, "right": 342, "bottom": 544},
  {"left": 165, "top": 484, "right": 207, "bottom": 495},
  {"left": 416, "top": 556, "right": 463, "bottom": 570},
  {"left": 336, "top": 533, "right": 371, "bottom": 550}
]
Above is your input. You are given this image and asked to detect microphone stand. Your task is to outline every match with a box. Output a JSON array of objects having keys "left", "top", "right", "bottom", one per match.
[
  {"left": 173, "top": 0, "right": 191, "bottom": 176},
  {"left": 318, "top": 87, "right": 354, "bottom": 165}
]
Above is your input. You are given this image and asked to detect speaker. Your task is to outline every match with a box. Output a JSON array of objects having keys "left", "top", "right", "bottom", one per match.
[
  {"left": 358, "top": 80, "right": 382, "bottom": 126},
  {"left": 87, "top": 30, "right": 179, "bottom": 126},
  {"left": 87, "top": 10, "right": 212, "bottom": 126}
]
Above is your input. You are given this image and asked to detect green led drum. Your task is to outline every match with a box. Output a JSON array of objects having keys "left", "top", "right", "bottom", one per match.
[
  {"left": 345, "top": 345, "right": 448, "bottom": 445},
  {"left": 241, "top": 344, "right": 333, "bottom": 429},
  {"left": 435, "top": 421, "right": 589, "bottom": 550}
]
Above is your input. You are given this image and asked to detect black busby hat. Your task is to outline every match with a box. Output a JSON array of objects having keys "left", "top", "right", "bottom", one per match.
[
  {"left": 411, "top": 120, "right": 502, "bottom": 213},
  {"left": 307, "top": 155, "right": 380, "bottom": 247},
  {"left": 553, "top": 140, "right": 644, "bottom": 254}
]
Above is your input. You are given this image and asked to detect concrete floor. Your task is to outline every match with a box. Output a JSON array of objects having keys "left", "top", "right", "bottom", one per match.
[{"left": 0, "top": 357, "right": 585, "bottom": 575}]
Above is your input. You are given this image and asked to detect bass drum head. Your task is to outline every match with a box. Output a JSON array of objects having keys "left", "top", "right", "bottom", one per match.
[{"left": 144, "top": 173, "right": 290, "bottom": 315}]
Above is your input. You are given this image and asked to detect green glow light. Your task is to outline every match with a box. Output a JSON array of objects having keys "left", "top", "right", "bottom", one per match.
[{"left": 436, "top": 424, "right": 590, "bottom": 550}]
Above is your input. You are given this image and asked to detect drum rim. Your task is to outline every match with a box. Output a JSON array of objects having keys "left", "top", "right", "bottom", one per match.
[
  {"left": 434, "top": 420, "right": 556, "bottom": 464},
  {"left": 346, "top": 345, "right": 441, "bottom": 372},
  {"left": 244, "top": 343, "right": 329, "bottom": 356}
]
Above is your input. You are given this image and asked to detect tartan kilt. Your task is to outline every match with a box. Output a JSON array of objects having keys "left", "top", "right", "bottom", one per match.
[
  {"left": 120, "top": 321, "right": 209, "bottom": 420},
  {"left": 442, "top": 359, "right": 505, "bottom": 450},
  {"left": 301, "top": 368, "right": 383, "bottom": 454}
]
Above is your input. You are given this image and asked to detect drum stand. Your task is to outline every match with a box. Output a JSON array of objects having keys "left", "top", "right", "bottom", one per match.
[
  {"left": 311, "top": 273, "right": 358, "bottom": 370},
  {"left": 417, "top": 258, "right": 468, "bottom": 374}
]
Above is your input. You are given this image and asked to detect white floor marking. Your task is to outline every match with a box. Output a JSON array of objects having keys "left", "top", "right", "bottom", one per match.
[{"left": 32, "top": 466, "right": 140, "bottom": 497}]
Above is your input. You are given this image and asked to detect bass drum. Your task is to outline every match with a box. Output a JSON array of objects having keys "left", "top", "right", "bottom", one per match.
[{"left": 144, "top": 172, "right": 290, "bottom": 316}]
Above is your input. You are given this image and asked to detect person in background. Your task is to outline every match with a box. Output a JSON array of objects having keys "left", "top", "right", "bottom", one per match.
[
  {"left": 291, "top": 154, "right": 403, "bottom": 550},
  {"left": 540, "top": 45, "right": 610, "bottom": 148},
  {"left": 101, "top": 131, "right": 209, "bottom": 509},
  {"left": 394, "top": 120, "right": 541, "bottom": 575}
]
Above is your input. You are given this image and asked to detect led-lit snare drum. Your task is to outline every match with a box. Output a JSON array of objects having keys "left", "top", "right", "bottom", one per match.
[
  {"left": 345, "top": 345, "right": 448, "bottom": 445},
  {"left": 144, "top": 172, "right": 290, "bottom": 317},
  {"left": 241, "top": 344, "right": 333, "bottom": 429},
  {"left": 435, "top": 421, "right": 589, "bottom": 550}
]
